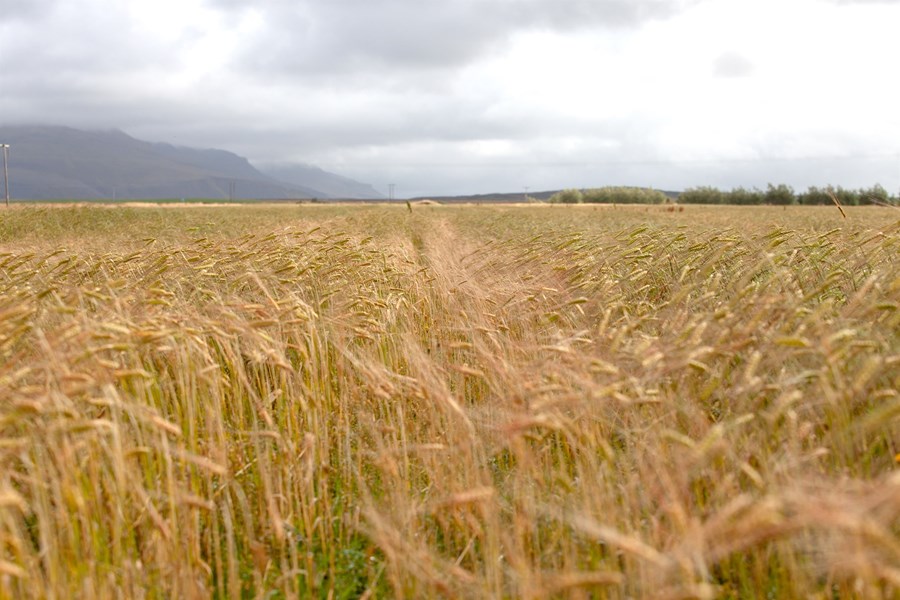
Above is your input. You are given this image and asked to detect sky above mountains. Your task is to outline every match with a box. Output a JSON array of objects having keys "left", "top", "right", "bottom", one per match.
[{"left": 2, "top": 0, "right": 899, "bottom": 198}]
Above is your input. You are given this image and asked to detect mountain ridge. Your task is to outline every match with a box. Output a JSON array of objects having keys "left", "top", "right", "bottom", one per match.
[
  {"left": 258, "top": 163, "right": 384, "bottom": 201},
  {"left": 0, "top": 125, "right": 382, "bottom": 200}
]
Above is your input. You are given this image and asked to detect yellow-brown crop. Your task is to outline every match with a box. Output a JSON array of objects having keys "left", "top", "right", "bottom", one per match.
[{"left": 0, "top": 203, "right": 898, "bottom": 598}]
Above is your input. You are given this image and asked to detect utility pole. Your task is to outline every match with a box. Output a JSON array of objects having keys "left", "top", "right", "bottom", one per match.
[
  {"left": 1, "top": 144, "right": 9, "bottom": 208},
  {"left": 388, "top": 183, "right": 395, "bottom": 201}
]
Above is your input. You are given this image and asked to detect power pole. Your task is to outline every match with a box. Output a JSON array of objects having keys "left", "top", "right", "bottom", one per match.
[
  {"left": 1, "top": 144, "right": 9, "bottom": 208},
  {"left": 388, "top": 183, "right": 395, "bottom": 201}
]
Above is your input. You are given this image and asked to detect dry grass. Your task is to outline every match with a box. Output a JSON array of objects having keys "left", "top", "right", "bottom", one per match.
[{"left": 0, "top": 204, "right": 898, "bottom": 599}]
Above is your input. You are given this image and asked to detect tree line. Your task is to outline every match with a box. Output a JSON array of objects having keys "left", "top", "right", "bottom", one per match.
[
  {"left": 548, "top": 184, "right": 898, "bottom": 206},
  {"left": 678, "top": 184, "right": 897, "bottom": 206},
  {"left": 548, "top": 187, "right": 669, "bottom": 204}
]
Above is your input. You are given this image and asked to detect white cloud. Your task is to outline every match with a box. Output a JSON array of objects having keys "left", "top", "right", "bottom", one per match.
[
  {"left": 1, "top": 0, "right": 899, "bottom": 196},
  {"left": 713, "top": 52, "right": 754, "bottom": 78}
]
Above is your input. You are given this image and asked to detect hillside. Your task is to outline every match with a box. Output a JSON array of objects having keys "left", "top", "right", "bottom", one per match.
[
  {"left": 0, "top": 125, "right": 380, "bottom": 200},
  {"left": 259, "top": 163, "right": 383, "bottom": 200}
]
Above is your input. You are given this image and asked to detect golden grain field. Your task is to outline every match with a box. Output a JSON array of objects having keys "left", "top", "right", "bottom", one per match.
[{"left": 0, "top": 204, "right": 898, "bottom": 599}]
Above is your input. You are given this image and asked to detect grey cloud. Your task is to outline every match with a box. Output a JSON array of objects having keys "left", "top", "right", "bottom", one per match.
[
  {"left": 512, "top": 0, "right": 692, "bottom": 28},
  {"left": 191, "top": 96, "right": 601, "bottom": 159},
  {"left": 831, "top": 0, "right": 900, "bottom": 4},
  {"left": 0, "top": 2, "right": 187, "bottom": 79},
  {"left": 713, "top": 52, "right": 754, "bottom": 78},
  {"left": 241, "top": 3, "right": 497, "bottom": 74},
  {"left": 221, "top": 0, "right": 693, "bottom": 78},
  {"left": 0, "top": 0, "right": 59, "bottom": 21}
]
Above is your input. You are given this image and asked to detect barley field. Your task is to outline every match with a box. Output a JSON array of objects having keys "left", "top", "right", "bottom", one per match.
[{"left": 0, "top": 203, "right": 898, "bottom": 599}]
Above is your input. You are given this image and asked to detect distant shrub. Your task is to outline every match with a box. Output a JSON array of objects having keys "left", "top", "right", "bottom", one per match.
[
  {"left": 797, "top": 186, "right": 832, "bottom": 205},
  {"left": 582, "top": 187, "right": 667, "bottom": 204},
  {"left": 729, "top": 187, "right": 765, "bottom": 205},
  {"left": 549, "top": 189, "right": 584, "bottom": 204},
  {"left": 764, "top": 183, "right": 795, "bottom": 205},
  {"left": 796, "top": 185, "right": 893, "bottom": 206},
  {"left": 859, "top": 184, "right": 890, "bottom": 206},
  {"left": 678, "top": 186, "right": 726, "bottom": 205},
  {"left": 832, "top": 186, "right": 860, "bottom": 206}
]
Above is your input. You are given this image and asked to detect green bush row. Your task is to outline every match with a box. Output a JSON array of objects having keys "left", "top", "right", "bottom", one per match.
[
  {"left": 678, "top": 184, "right": 898, "bottom": 206},
  {"left": 549, "top": 187, "right": 669, "bottom": 204}
]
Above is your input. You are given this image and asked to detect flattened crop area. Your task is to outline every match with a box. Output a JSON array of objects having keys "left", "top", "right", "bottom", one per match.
[{"left": 0, "top": 204, "right": 898, "bottom": 598}]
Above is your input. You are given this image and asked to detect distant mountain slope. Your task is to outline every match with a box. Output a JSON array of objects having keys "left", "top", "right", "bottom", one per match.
[
  {"left": 260, "top": 163, "right": 383, "bottom": 200},
  {"left": 0, "top": 125, "right": 377, "bottom": 200}
]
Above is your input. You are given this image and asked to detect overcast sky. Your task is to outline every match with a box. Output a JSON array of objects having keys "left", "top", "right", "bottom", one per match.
[{"left": 2, "top": 0, "right": 899, "bottom": 197}]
